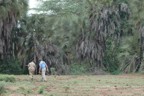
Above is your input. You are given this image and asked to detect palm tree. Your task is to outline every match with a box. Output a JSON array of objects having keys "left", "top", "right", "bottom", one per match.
[
  {"left": 0, "top": 0, "right": 28, "bottom": 59},
  {"left": 37, "top": 0, "right": 131, "bottom": 73}
]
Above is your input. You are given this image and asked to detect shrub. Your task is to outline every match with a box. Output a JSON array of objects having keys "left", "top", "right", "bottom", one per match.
[
  {"left": 103, "top": 39, "right": 120, "bottom": 73},
  {"left": 0, "top": 58, "right": 23, "bottom": 75},
  {"left": 111, "top": 70, "right": 122, "bottom": 75},
  {"left": 0, "top": 74, "right": 16, "bottom": 82},
  {"left": 50, "top": 67, "right": 56, "bottom": 75},
  {"left": 70, "top": 63, "right": 89, "bottom": 75}
]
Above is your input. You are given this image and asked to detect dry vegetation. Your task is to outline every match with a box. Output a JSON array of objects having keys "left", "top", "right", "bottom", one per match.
[{"left": 0, "top": 74, "right": 144, "bottom": 96}]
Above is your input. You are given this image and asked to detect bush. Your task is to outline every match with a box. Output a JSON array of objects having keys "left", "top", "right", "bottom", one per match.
[
  {"left": 70, "top": 63, "right": 89, "bottom": 75},
  {"left": 111, "top": 70, "right": 122, "bottom": 75},
  {"left": 50, "top": 67, "right": 56, "bottom": 75},
  {"left": 0, "top": 58, "right": 23, "bottom": 74},
  {"left": 0, "top": 74, "right": 16, "bottom": 83},
  {"left": 103, "top": 39, "right": 120, "bottom": 73}
]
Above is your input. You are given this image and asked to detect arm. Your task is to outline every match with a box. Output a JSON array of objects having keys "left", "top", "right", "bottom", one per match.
[
  {"left": 34, "top": 64, "right": 36, "bottom": 69},
  {"left": 34, "top": 64, "right": 37, "bottom": 74},
  {"left": 46, "top": 64, "right": 48, "bottom": 72},
  {"left": 39, "top": 64, "right": 41, "bottom": 74},
  {"left": 39, "top": 67, "right": 41, "bottom": 74},
  {"left": 27, "top": 63, "right": 30, "bottom": 67}
]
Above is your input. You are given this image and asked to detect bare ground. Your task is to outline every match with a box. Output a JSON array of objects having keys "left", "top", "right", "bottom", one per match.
[{"left": 3, "top": 74, "right": 144, "bottom": 96}]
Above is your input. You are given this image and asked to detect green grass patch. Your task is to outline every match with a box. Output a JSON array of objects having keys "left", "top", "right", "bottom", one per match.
[
  {"left": 38, "top": 86, "right": 46, "bottom": 94},
  {"left": 0, "top": 81, "right": 6, "bottom": 95},
  {"left": 2, "top": 75, "right": 144, "bottom": 96},
  {"left": 0, "top": 74, "right": 16, "bottom": 82}
]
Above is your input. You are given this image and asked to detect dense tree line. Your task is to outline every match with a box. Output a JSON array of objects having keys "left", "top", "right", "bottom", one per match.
[{"left": 0, "top": 0, "right": 144, "bottom": 74}]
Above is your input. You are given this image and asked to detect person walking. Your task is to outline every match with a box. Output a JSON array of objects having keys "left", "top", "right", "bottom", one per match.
[
  {"left": 28, "top": 61, "right": 36, "bottom": 80},
  {"left": 39, "top": 60, "right": 48, "bottom": 81}
]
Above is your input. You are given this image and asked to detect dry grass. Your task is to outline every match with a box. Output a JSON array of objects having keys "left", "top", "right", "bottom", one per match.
[{"left": 2, "top": 74, "right": 144, "bottom": 96}]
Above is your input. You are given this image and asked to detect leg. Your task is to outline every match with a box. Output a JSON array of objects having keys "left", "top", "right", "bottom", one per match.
[
  {"left": 31, "top": 71, "right": 35, "bottom": 80},
  {"left": 42, "top": 68, "right": 46, "bottom": 81},
  {"left": 29, "top": 71, "right": 33, "bottom": 80}
]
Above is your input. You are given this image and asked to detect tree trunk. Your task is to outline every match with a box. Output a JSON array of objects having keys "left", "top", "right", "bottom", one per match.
[
  {"left": 139, "top": 26, "right": 144, "bottom": 71},
  {"left": 0, "top": 11, "right": 16, "bottom": 59}
]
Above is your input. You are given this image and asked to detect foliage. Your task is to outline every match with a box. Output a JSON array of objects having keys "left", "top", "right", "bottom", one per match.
[
  {"left": 50, "top": 67, "right": 56, "bottom": 75},
  {"left": 1, "top": 0, "right": 144, "bottom": 74},
  {"left": 70, "top": 63, "right": 89, "bottom": 75},
  {"left": 103, "top": 41, "right": 120, "bottom": 73},
  {"left": 0, "top": 58, "right": 23, "bottom": 74},
  {"left": 0, "top": 74, "right": 16, "bottom": 82},
  {"left": 23, "top": 0, "right": 144, "bottom": 73},
  {"left": 0, "top": 0, "right": 28, "bottom": 59},
  {"left": 13, "top": 14, "right": 70, "bottom": 74}
]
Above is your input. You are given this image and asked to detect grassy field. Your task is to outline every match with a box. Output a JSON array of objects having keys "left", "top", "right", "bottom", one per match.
[{"left": 0, "top": 74, "right": 144, "bottom": 96}]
